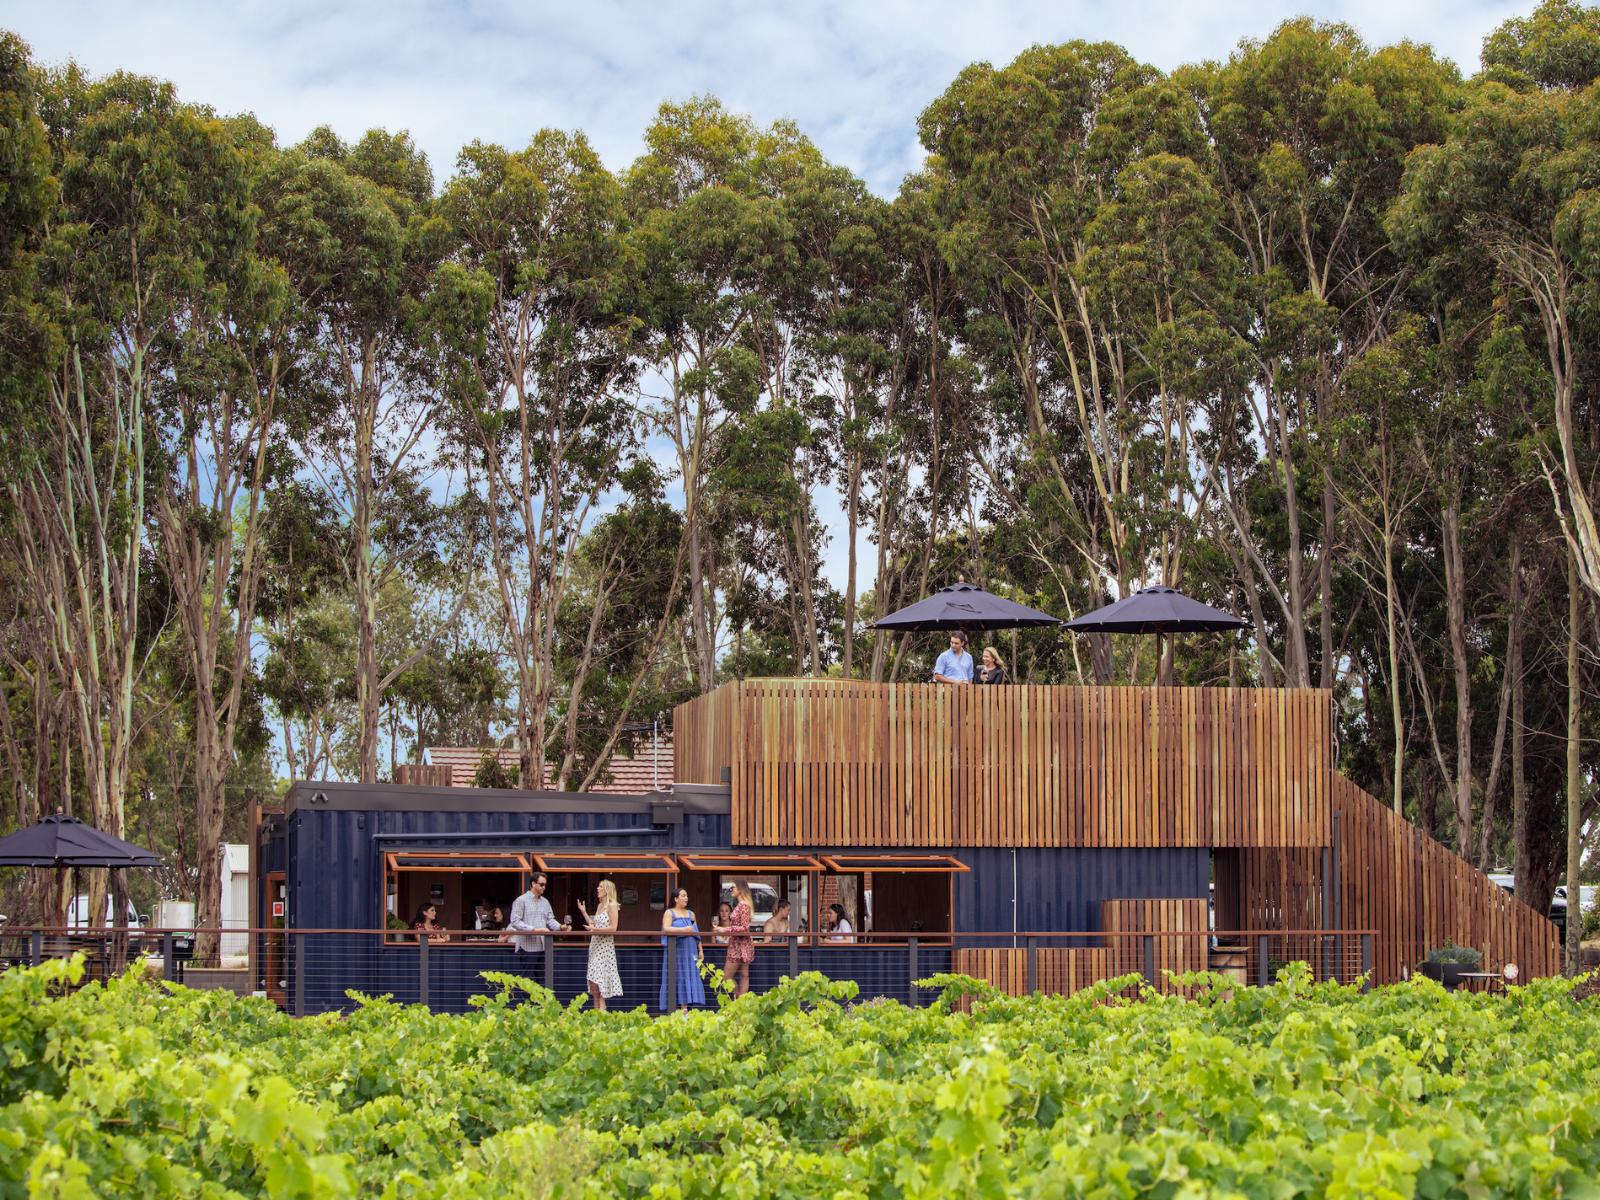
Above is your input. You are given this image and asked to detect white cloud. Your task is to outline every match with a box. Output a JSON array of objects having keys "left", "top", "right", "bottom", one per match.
[
  {"left": 2, "top": 0, "right": 1534, "bottom": 589},
  {"left": 10, "top": 0, "right": 1526, "bottom": 198}
]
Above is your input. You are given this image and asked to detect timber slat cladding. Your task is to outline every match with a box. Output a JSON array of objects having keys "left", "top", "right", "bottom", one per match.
[
  {"left": 952, "top": 947, "right": 1113, "bottom": 998},
  {"left": 1101, "top": 898, "right": 1209, "bottom": 994},
  {"left": 699, "top": 680, "right": 1332, "bottom": 848},
  {"left": 1238, "top": 774, "right": 1560, "bottom": 984}
]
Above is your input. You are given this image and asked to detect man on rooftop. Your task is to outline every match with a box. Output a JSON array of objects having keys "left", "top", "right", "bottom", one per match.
[{"left": 933, "top": 630, "right": 975, "bottom": 684}]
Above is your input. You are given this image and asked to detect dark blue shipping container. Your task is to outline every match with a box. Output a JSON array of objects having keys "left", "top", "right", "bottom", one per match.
[{"left": 260, "top": 781, "right": 1206, "bottom": 1013}]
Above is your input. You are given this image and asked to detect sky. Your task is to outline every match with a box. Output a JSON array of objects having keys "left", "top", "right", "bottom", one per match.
[{"left": 2, "top": 0, "right": 1537, "bottom": 592}]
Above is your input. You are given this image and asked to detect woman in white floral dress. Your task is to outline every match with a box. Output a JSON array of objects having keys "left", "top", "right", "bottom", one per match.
[{"left": 578, "top": 879, "right": 623, "bottom": 1009}]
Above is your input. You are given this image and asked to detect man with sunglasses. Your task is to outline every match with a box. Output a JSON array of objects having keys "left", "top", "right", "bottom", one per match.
[{"left": 505, "top": 872, "right": 569, "bottom": 981}]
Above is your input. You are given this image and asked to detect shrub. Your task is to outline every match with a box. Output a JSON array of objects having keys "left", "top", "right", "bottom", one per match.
[{"left": 1422, "top": 941, "right": 1483, "bottom": 965}]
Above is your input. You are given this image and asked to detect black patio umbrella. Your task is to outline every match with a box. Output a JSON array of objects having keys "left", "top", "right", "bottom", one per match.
[
  {"left": 867, "top": 581, "right": 1063, "bottom": 632},
  {"left": 0, "top": 812, "right": 163, "bottom": 868},
  {"left": 0, "top": 812, "right": 161, "bottom": 930},
  {"left": 1061, "top": 587, "right": 1249, "bottom": 635},
  {"left": 1063, "top": 586, "right": 1248, "bottom": 686}
]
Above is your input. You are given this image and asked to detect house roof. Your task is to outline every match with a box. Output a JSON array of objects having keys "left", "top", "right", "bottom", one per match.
[{"left": 423, "top": 734, "right": 674, "bottom": 794}]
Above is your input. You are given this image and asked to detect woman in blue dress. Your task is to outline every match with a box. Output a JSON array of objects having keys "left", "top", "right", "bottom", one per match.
[{"left": 659, "top": 888, "right": 705, "bottom": 1011}]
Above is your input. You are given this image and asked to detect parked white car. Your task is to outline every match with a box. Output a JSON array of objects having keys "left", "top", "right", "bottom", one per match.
[
  {"left": 64, "top": 895, "right": 144, "bottom": 929},
  {"left": 1485, "top": 875, "right": 1596, "bottom": 914}
]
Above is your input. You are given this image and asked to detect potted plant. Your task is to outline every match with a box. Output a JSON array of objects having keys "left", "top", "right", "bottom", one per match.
[{"left": 1418, "top": 942, "right": 1482, "bottom": 990}]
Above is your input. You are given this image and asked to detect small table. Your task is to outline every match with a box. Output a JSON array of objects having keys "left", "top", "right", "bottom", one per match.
[{"left": 1453, "top": 971, "right": 1502, "bottom": 993}]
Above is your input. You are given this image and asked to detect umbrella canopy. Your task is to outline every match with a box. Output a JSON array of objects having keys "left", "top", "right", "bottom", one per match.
[
  {"left": 0, "top": 813, "right": 163, "bottom": 868},
  {"left": 1062, "top": 587, "right": 1249, "bottom": 635},
  {"left": 867, "top": 582, "right": 1063, "bottom": 632}
]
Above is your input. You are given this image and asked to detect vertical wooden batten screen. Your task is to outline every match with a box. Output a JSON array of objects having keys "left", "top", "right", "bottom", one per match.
[
  {"left": 683, "top": 679, "right": 1332, "bottom": 849},
  {"left": 672, "top": 687, "right": 738, "bottom": 786},
  {"left": 1101, "top": 897, "right": 1209, "bottom": 992},
  {"left": 1236, "top": 774, "right": 1559, "bottom": 984}
]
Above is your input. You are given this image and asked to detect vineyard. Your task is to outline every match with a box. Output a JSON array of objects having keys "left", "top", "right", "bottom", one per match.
[{"left": 5, "top": 957, "right": 1600, "bottom": 1199}]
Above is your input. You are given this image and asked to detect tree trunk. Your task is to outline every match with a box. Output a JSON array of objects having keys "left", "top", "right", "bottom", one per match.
[
  {"left": 1320, "top": 474, "right": 1335, "bottom": 687},
  {"left": 1513, "top": 560, "right": 1530, "bottom": 895},
  {"left": 1383, "top": 514, "right": 1405, "bottom": 814},
  {"left": 1567, "top": 543, "right": 1582, "bottom": 976},
  {"left": 1479, "top": 533, "right": 1521, "bottom": 869},
  {"left": 1442, "top": 493, "right": 1474, "bottom": 854},
  {"left": 842, "top": 451, "right": 861, "bottom": 680}
]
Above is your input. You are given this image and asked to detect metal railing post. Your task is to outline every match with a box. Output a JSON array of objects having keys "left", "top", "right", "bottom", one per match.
[
  {"left": 1143, "top": 935, "right": 1155, "bottom": 989},
  {"left": 29, "top": 930, "right": 41, "bottom": 968},
  {"left": 788, "top": 931, "right": 799, "bottom": 982},
  {"left": 419, "top": 933, "right": 430, "bottom": 1012},
  {"left": 1027, "top": 935, "right": 1038, "bottom": 995},
  {"left": 1257, "top": 934, "right": 1269, "bottom": 987},
  {"left": 664, "top": 931, "right": 677, "bottom": 1013},
  {"left": 1361, "top": 933, "right": 1372, "bottom": 994},
  {"left": 544, "top": 936, "right": 555, "bottom": 992},
  {"left": 294, "top": 932, "right": 306, "bottom": 1017},
  {"left": 163, "top": 932, "right": 174, "bottom": 984},
  {"left": 908, "top": 936, "right": 918, "bottom": 1007}
]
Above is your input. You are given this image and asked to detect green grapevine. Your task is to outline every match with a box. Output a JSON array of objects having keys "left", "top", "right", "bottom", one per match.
[{"left": 2, "top": 956, "right": 1599, "bottom": 1198}]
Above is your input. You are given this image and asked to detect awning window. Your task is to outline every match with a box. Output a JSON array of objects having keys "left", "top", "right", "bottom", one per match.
[
  {"left": 675, "top": 854, "right": 824, "bottom": 872},
  {"left": 532, "top": 852, "right": 678, "bottom": 873},
  {"left": 385, "top": 852, "right": 531, "bottom": 872},
  {"left": 819, "top": 854, "right": 969, "bottom": 873}
]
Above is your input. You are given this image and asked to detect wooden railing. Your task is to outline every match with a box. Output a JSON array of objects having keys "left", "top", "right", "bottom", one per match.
[
  {"left": 676, "top": 679, "right": 1333, "bottom": 848},
  {"left": 1224, "top": 774, "right": 1560, "bottom": 985}
]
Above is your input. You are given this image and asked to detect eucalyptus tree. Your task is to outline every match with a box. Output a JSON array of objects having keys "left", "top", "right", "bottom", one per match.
[
  {"left": 920, "top": 41, "right": 1163, "bottom": 635},
  {"left": 1194, "top": 20, "right": 1457, "bottom": 687},
  {"left": 435, "top": 129, "right": 649, "bottom": 786},
  {"left": 147, "top": 114, "right": 303, "bottom": 945},
  {"left": 8, "top": 67, "right": 260, "bottom": 927},
  {"left": 551, "top": 462, "right": 688, "bottom": 789},
  {"left": 1398, "top": 1, "right": 1600, "bottom": 600},
  {"left": 868, "top": 175, "right": 974, "bottom": 682},
  {"left": 624, "top": 98, "right": 805, "bottom": 691},
  {"left": 285, "top": 127, "right": 452, "bottom": 782}
]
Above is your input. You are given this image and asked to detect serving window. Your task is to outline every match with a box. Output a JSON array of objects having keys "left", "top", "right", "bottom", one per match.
[
  {"left": 532, "top": 853, "right": 679, "bottom": 936},
  {"left": 676, "top": 854, "right": 821, "bottom": 942},
  {"left": 383, "top": 852, "right": 532, "bottom": 946},
  {"left": 820, "top": 855, "right": 967, "bottom": 945}
]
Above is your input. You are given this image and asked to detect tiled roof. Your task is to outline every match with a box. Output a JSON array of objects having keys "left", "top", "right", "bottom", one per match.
[{"left": 422, "top": 735, "right": 673, "bottom": 794}]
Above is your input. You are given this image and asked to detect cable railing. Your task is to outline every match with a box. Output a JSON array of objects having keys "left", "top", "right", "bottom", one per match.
[{"left": 0, "top": 926, "right": 1402, "bottom": 1015}]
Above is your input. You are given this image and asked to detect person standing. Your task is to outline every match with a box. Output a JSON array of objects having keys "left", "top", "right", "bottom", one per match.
[
  {"left": 505, "top": 872, "right": 568, "bottom": 981},
  {"left": 578, "top": 879, "right": 623, "bottom": 1011},
  {"left": 714, "top": 879, "right": 755, "bottom": 997},
  {"left": 933, "top": 631, "right": 974, "bottom": 684},
  {"left": 659, "top": 888, "right": 705, "bottom": 1012},
  {"left": 977, "top": 646, "right": 1007, "bottom": 685}
]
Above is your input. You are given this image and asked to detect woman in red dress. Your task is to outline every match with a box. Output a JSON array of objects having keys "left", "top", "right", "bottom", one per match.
[{"left": 714, "top": 879, "right": 755, "bottom": 997}]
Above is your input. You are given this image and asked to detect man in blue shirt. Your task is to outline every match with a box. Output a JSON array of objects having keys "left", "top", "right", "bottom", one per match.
[{"left": 933, "top": 631, "right": 974, "bottom": 683}]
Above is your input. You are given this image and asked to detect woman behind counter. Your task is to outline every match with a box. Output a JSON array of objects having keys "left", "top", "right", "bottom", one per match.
[
  {"left": 978, "top": 646, "right": 1007, "bottom": 685},
  {"left": 713, "top": 879, "right": 755, "bottom": 998},
  {"left": 659, "top": 888, "right": 706, "bottom": 1012},
  {"left": 410, "top": 903, "right": 450, "bottom": 942},
  {"left": 578, "top": 879, "right": 623, "bottom": 1011}
]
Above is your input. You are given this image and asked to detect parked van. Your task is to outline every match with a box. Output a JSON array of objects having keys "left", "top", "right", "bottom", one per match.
[{"left": 65, "top": 894, "right": 144, "bottom": 929}]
